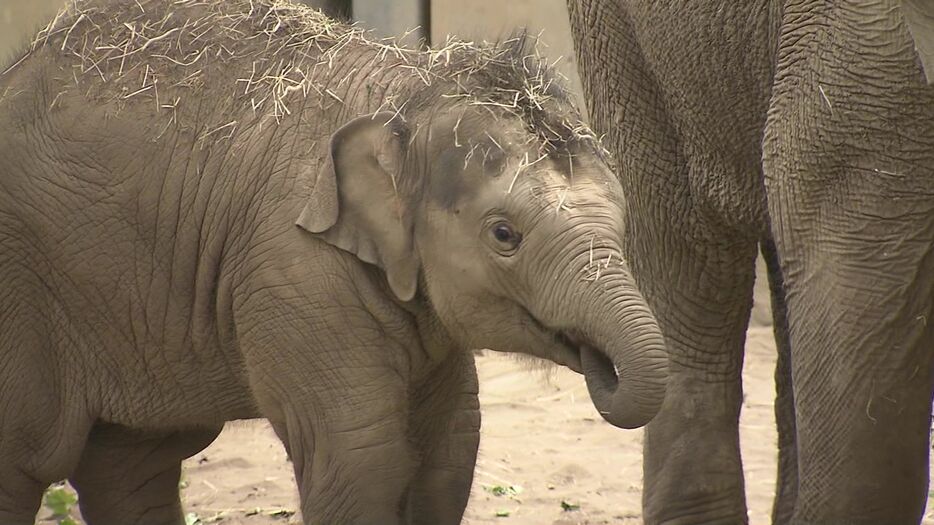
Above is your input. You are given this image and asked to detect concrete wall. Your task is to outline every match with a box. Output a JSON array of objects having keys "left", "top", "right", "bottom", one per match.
[
  {"left": 0, "top": 0, "right": 64, "bottom": 63},
  {"left": 297, "top": 0, "right": 426, "bottom": 45},
  {"left": 353, "top": 0, "right": 425, "bottom": 45},
  {"left": 430, "top": 0, "right": 584, "bottom": 107}
]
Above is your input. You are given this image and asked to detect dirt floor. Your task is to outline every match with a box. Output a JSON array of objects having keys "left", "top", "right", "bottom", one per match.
[{"left": 34, "top": 259, "right": 934, "bottom": 524}]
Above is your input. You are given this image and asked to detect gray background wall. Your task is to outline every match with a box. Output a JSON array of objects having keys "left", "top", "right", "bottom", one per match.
[
  {"left": 430, "top": 0, "right": 584, "bottom": 106},
  {"left": 0, "top": 0, "right": 63, "bottom": 62}
]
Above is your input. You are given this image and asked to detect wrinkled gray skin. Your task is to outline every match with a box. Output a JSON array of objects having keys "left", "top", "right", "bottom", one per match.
[
  {"left": 0, "top": 1, "right": 668, "bottom": 524},
  {"left": 569, "top": 1, "right": 934, "bottom": 523}
]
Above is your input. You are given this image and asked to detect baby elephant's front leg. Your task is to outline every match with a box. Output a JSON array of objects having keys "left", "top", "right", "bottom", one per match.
[
  {"left": 259, "top": 363, "right": 419, "bottom": 525},
  {"left": 404, "top": 350, "right": 481, "bottom": 525}
]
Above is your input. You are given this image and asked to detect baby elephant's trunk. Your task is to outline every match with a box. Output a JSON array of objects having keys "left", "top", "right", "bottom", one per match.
[{"left": 574, "top": 268, "right": 668, "bottom": 429}]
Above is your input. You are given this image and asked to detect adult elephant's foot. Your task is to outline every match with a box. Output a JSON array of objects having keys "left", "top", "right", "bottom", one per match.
[{"left": 642, "top": 376, "right": 748, "bottom": 525}]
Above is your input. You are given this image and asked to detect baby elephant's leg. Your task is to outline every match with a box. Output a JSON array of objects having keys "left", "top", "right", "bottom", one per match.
[
  {"left": 0, "top": 473, "right": 43, "bottom": 525},
  {"left": 70, "top": 424, "right": 222, "bottom": 525},
  {"left": 404, "top": 351, "right": 481, "bottom": 525},
  {"left": 0, "top": 427, "right": 85, "bottom": 525},
  {"left": 0, "top": 322, "right": 90, "bottom": 524},
  {"left": 268, "top": 388, "right": 417, "bottom": 525}
]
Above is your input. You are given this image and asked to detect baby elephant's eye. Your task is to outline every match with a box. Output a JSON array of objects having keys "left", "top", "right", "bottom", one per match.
[{"left": 490, "top": 221, "right": 522, "bottom": 255}]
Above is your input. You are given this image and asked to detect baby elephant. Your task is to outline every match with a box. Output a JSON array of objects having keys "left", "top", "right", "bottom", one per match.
[{"left": 0, "top": 0, "right": 667, "bottom": 523}]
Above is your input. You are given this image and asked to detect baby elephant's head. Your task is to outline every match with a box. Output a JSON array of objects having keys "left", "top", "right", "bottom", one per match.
[{"left": 297, "top": 80, "right": 667, "bottom": 429}]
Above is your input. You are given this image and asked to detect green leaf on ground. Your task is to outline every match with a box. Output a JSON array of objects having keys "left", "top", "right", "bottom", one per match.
[
  {"left": 495, "top": 509, "right": 511, "bottom": 517},
  {"left": 486, "top": 484, "right": 523, "bottom": 497},
  {"left": 44, "top": 487, "right": 78, "bottom": 517}
]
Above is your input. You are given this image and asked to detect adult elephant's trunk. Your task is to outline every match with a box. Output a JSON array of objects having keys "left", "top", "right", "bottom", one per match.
[{"left": 564, "top": 266, "right": 668, "bottom": 429}]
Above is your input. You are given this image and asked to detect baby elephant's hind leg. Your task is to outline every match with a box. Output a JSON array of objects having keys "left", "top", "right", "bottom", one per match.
[{"left": 70, "top": 423, "right": 222, "bottom": 525}]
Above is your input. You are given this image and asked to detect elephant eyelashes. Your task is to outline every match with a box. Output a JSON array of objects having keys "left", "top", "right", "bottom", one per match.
[{"left": 490, "top": 221, "right": 522, "bottom": 255}]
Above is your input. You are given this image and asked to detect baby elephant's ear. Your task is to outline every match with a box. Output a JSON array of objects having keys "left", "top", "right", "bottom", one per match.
[{"left": 296, "top": 112, "right": 419, "bottom": 301}]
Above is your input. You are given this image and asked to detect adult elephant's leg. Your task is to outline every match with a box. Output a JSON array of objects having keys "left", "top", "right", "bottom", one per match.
[
  {"left": 762, "top": 236, "right": 797, "bottom": 523},
  {"left": 0, "top": 475, "right": 42, "bottom": 525},
  {"left": 634, "top": 227, "right": 757, "bottom": 524},
  {"left": 765, "top": 3, "right": 934, "bottom": 521},
  {"left": 768, "top": 166, "right": 934, "bottom": 523},
  {"left": 404, "top": 350, "right": 481, "bottom": 525},
  {"left": 70, "top": 424, "right": 222, "bottom": 525},
  {"left": 568, "top": 1, "right": 774, "bottom": 520}
]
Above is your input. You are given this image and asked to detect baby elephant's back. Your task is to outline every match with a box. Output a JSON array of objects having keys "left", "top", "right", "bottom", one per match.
[{"left": 0, "top": 47, "right": 261, "bottom": 427}]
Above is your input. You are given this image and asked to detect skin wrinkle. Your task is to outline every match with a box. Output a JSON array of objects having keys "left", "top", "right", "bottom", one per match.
[
  {"left": 148, "top": 124, "right": 230, "bottom": 414},
  {"left": 508, "top": 174, "right": 625, "bottom": 319},
  {"left": 233, "top": 130, "right": 288, "bottom": 256},
  {"left": 243, "top": 268, "right": 408, "bottom": 389},
  {"left": 89, "top": 117, "right": 239, "bottom": 414}
]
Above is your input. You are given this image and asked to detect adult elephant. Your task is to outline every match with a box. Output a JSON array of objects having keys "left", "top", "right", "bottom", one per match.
[{"left": 568, "top": 1, "right": 934, "bottom": 523}]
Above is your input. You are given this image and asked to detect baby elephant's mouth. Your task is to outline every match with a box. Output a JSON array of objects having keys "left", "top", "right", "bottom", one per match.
[
  {"left": 555, "top": 330, "right": 626, "bottom": 420},
  {"left": 523, "top": 311, "right": 621, "bottom": 396},
  {"left": 529, "top": 312, "right": 660, "bottom": 429},
  {"left": 553, "top": 330, "right": 585, "bottom": 372},
  {"left": 555, "top": 330, "right": 619, "bottom": 382},
  {"left": 521, "top": 303, "right": 667, "bottom": 430}
]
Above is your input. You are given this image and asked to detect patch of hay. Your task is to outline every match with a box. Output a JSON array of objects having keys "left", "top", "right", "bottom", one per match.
[{"left": 16, "top": 0, "right": 602, "bottom": 158}]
